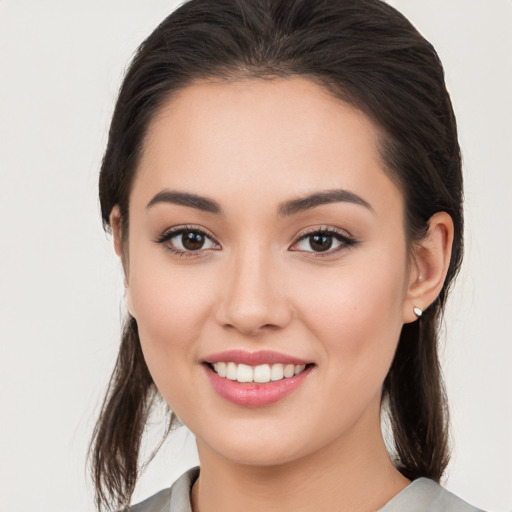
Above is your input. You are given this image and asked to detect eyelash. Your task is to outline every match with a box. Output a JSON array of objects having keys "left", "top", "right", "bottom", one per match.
[
  {"left": 155, "top": 225, "right": 358, "bottom": 258},
  {"left": 155, "top": 225, "right": 219, "bottom": 258},
  {"left": 292, "top": 227, "right": 358, "bottom": 257}
]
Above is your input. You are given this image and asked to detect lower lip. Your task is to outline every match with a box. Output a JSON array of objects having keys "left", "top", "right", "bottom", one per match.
[{"left": 203, "top": 364, "right": 313, "bottom": 407}]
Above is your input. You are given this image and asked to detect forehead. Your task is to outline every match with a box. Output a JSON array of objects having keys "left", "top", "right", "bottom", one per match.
[{"left": 132, "top": 77, "right": 403, "bottom": 217}]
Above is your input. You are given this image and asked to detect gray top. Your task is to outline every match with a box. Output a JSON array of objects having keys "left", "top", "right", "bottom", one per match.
[{"left": 130, "top": 467, "right": 485, "bottom": 512}]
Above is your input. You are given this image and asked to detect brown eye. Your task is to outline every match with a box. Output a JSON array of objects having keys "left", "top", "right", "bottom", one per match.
[
  {"left": 291, "top": 228, "right": 357, "bottom": 255},
  {"left": 309, "top": 234, "right": 333, "bottom": 252},
  {"left": 156, "top": 226, "right": 219, "bottom": 255},
  {"left": 182, "top": 230, "right": 206, "bottom": 250}
]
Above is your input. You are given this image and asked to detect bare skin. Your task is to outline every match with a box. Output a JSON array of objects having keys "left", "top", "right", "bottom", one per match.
[{"left": 110, "top": 77, "right": 453, "bottom": 512}]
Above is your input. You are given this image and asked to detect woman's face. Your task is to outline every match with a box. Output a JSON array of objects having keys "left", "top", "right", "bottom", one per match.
[{"left": 121, "top": 77, "right": 417, "bottom": 466}]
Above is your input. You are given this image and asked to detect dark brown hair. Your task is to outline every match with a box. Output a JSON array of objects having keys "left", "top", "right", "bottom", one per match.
[{"left": 91, "top": 0, "right": 462, "bottom": 509}]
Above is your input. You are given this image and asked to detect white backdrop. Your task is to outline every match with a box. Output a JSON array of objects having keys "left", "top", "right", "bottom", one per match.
[{"left": 0, "top": 1, "right": 510, "bottom": 511}]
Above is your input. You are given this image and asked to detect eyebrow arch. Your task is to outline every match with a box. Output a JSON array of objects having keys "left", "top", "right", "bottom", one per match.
[
  {"left": 278, "top": 189, "right": 373, "bottom": 217},
  {"left": 146, "top": 190, "right": 223, "bottom": 215}
]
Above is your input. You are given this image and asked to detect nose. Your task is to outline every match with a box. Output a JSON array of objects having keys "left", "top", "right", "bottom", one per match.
[{"left": 214, "top": 246, "right": 294, "bottom": 336}]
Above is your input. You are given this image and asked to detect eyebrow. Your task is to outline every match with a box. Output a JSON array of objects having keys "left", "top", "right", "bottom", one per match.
[
  {"left": 146, "top": 190, "right": 223, "bottom": 214},
  {"left": 277, "top": 189, "right": 373, "bottom": 216},
  {"left": 146, "top": 188, "right": 372, "bottom": 216}
]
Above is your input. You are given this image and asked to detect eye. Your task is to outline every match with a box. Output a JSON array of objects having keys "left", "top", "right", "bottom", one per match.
[
  {"left": 155, "top": 226, "right": 219, "bottom": 256},
  {"left": 291, "top": 228, "right": 357, "bottom": 255}
]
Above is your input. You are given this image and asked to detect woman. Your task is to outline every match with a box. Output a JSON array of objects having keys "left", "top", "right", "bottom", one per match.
[{"left": 90, "top": 0, "right": 484, "bottom": 510}]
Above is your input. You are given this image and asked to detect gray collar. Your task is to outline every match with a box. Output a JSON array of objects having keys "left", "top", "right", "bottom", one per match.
[{"left": 130, "top": 468, "right": 483, "bottom": 512}]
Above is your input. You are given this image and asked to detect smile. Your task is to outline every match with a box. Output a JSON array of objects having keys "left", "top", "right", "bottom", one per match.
[
  {"left": 202, "top": 350, "right": 315, "bottom": 407},
  {"left": 210, "top": 362, "right": 307, "bottom": 383}
]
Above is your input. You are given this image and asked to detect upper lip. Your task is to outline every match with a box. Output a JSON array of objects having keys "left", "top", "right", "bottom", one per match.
[{"left": 202, "top": 350, "right": 312, "bottom": 366}]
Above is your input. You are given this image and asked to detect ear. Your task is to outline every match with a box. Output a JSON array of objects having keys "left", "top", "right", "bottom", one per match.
[
  {"left": 403, "top": 212, "right": 454, "bottom": 323},
  {"left": 109, "top": 206, "right": 136, "bottom": 318},
  {"left": 110, "top": 205, "right": 124, "bottom": 259}
]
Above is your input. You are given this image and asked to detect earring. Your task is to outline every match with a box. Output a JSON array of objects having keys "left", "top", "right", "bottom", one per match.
[{"left": 413, "top": 306, "right": 423, "bottom": 318}]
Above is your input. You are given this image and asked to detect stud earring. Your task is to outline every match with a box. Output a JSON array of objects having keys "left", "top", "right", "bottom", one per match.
[{"left": 413, "top": 306, "right": 423, "bottom": 318}]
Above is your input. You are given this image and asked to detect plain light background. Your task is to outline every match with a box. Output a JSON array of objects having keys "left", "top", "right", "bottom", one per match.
[{"left": 0, "top": 1, "right": 511, "bottom": 511}]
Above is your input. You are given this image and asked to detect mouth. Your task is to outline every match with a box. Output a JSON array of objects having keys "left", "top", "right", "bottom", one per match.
[
  {"left": 201, "top": 350, "right": 315, "bottom": 407},
  {"left": 205, "top": 361, "right": 313, "bottom": 383}
]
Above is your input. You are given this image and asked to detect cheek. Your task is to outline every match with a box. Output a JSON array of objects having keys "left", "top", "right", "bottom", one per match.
[
  {"left": 291, "top": 250, "right": 407, "bottom": 376},
  {"left": 126, "top": 249, "right": 218, "bottom": 397},
  {"left": 128, "top": 231, "right": 216, "bottom": 335},
  {"left": 130, "top": 273, "right": 203, "bottom": 349}
]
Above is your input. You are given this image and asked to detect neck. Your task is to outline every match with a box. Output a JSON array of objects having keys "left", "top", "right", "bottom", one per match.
[{"left": 191, "top": 409, "right": 409, "bottom": 512}]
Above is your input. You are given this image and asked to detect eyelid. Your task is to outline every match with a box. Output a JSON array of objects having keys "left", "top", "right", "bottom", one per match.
[
  {"left": 154, "top": 224, "right": 221, "bottom": 257},
  {"left": 289, "top": 226, "right": 358, "bottom": 255},
  {"left": 154, "top": 224, "right": 358, "bottom": 258},
  {"left": 295, "top": 225, "right": 354, "bottom": 240}
]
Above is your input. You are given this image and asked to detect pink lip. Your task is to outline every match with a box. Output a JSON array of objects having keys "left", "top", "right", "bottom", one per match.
[
  {"left": 203, "top": 350, "right": 311, "bottom": 366},
  {"left": 203, "top": 363, "right": 314, "bottom": 408}
]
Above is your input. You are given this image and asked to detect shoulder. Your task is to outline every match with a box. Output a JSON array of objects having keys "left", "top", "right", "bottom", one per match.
[
  {"left": 379, "top": 478, "right": 485, "bottom": 512},
  {"left": 128, "top": 467, "right": 199, "bottom": 512}
]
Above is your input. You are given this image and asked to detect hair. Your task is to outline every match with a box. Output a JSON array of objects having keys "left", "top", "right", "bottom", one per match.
[{"left": 91, "top": 0, "right": 463, "bottom": 510}]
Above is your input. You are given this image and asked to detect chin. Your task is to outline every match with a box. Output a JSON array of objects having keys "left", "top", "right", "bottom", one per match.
[
  {"left": 195, "top": 419, "right": 321, "bottom": 468},
  {"left": 214, "top": 443, "right": 302, "bottom": 467}
]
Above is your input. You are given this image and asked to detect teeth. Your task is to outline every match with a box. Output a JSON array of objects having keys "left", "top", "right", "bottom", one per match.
[
  {"left": 294, "top": 364, "right": 306, "bottom": 375},
  {"left": 226, "top": 362, "right": 237, "bottom": 380},
  {"left": 215, "top": 362, "right": 227, "bottom": 377},
  {"left": 283, "top": 364, "right": 295, "bottom": 378},
  {"left": 211, "top": 362, "right": 308, "bottom": 383},
  {"left": 237, "top": 364, "right": 253, "bottom": 383},
  {"left": 254, "top": 364, "right": 271, "bottom": 383},
  {"left": 270, "top": 363, "right": 284, "bottom": 381}
]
